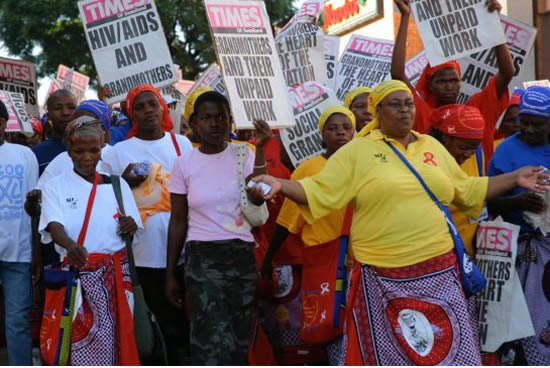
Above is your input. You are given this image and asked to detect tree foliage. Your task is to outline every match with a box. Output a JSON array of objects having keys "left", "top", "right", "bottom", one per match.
[{"left": 0, "top": 0, "right": 295, "bottom": 82}]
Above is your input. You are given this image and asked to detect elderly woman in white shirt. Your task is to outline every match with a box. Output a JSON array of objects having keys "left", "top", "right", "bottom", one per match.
[{"left": 38, "top": 117, "right": 142, "bottom": 365}]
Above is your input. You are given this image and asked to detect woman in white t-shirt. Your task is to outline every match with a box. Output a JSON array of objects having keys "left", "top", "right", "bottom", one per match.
[
  {"left": 38, "top": 118, "right": 142, "bottom": 365},
  {"left": 101, "top": 84, "right": 192, "bottom": 364},
  {"left": 166, "top": 91, "right": 268, "bottom": 365}
]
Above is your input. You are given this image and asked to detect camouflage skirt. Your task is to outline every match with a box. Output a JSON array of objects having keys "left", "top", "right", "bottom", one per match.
[{"left": 184, "top": 239, "right": 257, "bottom": 365}]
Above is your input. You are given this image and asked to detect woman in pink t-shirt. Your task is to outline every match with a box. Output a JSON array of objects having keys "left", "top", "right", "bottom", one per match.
[{"left": 166, "top": 91, "right": 269, "bottom": 365}]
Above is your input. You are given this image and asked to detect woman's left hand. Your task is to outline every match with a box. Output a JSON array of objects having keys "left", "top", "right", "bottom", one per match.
[
  {"left": 516, "top": 166, "right": 550, "bottom": 194},
  {"left": 253, "top": 119, "right": 272, "bottom": 148},
  {"left": 246, "top": 182, "right": 266, "bottom": 205},
  {"left": 118, "top": 216, "right": 138, "bottom": 237}
]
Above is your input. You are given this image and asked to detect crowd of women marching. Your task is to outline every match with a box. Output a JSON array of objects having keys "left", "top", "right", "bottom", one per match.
[{"left": 0, "top": 0, "right": 550, "bottom": 366}]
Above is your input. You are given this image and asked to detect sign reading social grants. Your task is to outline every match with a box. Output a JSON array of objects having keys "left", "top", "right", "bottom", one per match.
[
  {"left": 204, "top": 0, "right": 294, "bottom": 129},
  {"left": 78, "top": 0, "right": 177, "bottom": 104}
]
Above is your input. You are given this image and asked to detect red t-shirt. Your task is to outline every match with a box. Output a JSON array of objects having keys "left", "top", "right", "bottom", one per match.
[{"left": 412, "top": 77, "right": 510, "bottom": 166}]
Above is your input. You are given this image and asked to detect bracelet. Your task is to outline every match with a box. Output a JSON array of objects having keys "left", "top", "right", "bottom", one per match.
[{"left": 254, "top": 163, "right": 267, "bottom": 169}]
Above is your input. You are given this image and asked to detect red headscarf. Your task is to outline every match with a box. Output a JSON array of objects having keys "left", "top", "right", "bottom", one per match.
[
  {"left": 30, "top": 117, "right": 43, "bottom": 136},
  {"left": 431, "top": 104, "right": 485, "bottom": 140},
  {"left": 126, "top": 84, "right": 173, "bottom": 138},
  {"left": 416, "top": 61, "right": 461, "bottom": 107}
]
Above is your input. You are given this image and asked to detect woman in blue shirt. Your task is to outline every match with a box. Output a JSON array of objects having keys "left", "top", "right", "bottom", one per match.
[{"left": 488, "top": 86, "right": 550, "bottom": 365}]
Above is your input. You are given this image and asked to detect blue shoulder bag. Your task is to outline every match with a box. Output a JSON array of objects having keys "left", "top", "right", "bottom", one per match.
[{"left": 385, "top": 142, "right": 487, "bottom": 297}]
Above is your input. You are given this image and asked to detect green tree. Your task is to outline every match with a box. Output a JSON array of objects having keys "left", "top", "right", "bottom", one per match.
[{"left": 0, "top": 0, "right": 294, "bottom": 81}]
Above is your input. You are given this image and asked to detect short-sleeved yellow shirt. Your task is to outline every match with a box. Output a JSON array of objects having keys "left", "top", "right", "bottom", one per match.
[
  {"left": 277, "top": 155, "right": 346, "bottom": 246},
  {"left": 299, "top": 129, "right": 488, "bottom": 268}
]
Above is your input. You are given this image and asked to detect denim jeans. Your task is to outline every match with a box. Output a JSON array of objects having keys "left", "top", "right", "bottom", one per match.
[{"left": 0, "top": 261, "right": 32, "bottom": 365}]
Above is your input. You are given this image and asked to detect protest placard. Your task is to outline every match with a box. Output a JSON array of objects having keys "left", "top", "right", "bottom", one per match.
[
  {"left": 280, "top": 82, "right": 338, "bottom": 167},
  {"left": 56, "top": 64, "right": 90, "bottom": 103},
  {"left": 475, "top": 217, "right": 535, "bottom": 352},
  {"left": 410, "top": 0, "right": 506, "bottom": 66},
  {"left": 159, "top": 85, "right": 185, "bottom": 134},
  {"left": 324, "top": 35, "right": 340, "bottom": 91},
  {"left": 523, "top": 80, "right": 550, "bottom": 88},
  {"left": 0, "top": 91, "right": 33, "bottom": 134},
  {"left": 275, "top": 4, "right": 326, "bottom": 87},
  {"left": 204, "top": 0, "right": 295, "bottom": 129},
  {"left": 405, "top": 50, "right": 429, "bottom": 87},
  {"left": 457, "top": 15, "right": 537, "bottom": 104},
  {"left": 334, "top": 35, "right": 393, "bottom": 102},
  {"left": 0, "top": 57, "right": 38, "bottom": 117},
  {"left": 78, "top": 0, "right": 177, "bottom": 104},
  {"left": 188, "top": 64, "right": 226, "bottom": 95}
]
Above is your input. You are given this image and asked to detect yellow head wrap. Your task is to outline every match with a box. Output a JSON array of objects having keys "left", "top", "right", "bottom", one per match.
[
  {"left": 318, "top": 105, "right": 356, "bottom": 134},
  {"left": 183, "top": 86, "right": 212, "bottom": 121},
  {"left": 356, "top": 80, "right": 412, "bottom": 137},
  {"left": 344, "top": 86, "right": 373, "bottom": 108}
]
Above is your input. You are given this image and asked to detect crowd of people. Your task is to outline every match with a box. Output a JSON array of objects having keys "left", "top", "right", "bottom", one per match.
[{"left": 0, "top": 0, "right": 549, "bottom": 366}]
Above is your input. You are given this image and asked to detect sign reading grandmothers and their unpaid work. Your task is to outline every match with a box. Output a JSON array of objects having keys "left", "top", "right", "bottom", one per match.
[
  {"left": 78, "top": 0, "right": 177, "bottom": 104},
  {"left": 204, "top": 0, "right": 294, "bottom": 129}
]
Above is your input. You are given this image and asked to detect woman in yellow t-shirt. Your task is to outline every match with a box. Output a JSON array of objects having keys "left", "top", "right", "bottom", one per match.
[
  {"left": 260, "top": 106, "right": 355, "bottom": 364},
  {"left": 430, "top": 105, "right": 488, "bottom": 257},
  {"left": 253, "top": 80, "right": 547, "bottom": 366}
]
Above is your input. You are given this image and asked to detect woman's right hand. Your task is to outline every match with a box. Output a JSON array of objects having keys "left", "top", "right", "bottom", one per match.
[
  {"left": 122, "top": 163, "right": 147, "bottom": 188},
  {"left": 251, "top": 175, "right": 281, "bottom": 200},
  {"left": 395, "top": 0, "right": 411, "bottom": 15},
  {"left": 166, "top": 275, "right": 183, "bottom": 309},
  {"left": 513, "top": 192, "right": 547, "bottom": 213},
  {"left": 66, "top": 242, "right": 88, "bottom": 268}
]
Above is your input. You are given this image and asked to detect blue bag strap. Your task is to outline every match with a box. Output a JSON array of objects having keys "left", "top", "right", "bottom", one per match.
[
  {"left": 384, "top": 141, "right": 486, "bottom": 296},
  {"left": 475, "top": 146, "right": 483, "bottom": 177}
]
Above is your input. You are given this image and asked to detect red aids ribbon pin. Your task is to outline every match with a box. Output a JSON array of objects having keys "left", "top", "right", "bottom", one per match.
[{"left": 423, "top": 152, "right": 437, "bottom": 166}]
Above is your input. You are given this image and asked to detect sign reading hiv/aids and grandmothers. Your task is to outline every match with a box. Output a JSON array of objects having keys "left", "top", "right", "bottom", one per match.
[
  {"left": 78, "top": 0, "right": 177, "bottom": 104},
  {"left": 0, "top": 57, "right": 39, "bottom": 117}
]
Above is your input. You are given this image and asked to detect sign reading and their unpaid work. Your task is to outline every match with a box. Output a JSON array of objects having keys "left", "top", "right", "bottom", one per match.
[
  {"left": 275, "top": 1, "right": 326, "bottom": 87},
  {"left": 410, "top": 0, "right": 506, "bottom": 66},
  {"left": 457, "top": 15, "right": 537, "bottom": 103},
  {"left": 78, "top": 0, "right": 177, "bottom": 104},
  {"left": 188, "top": 64, "right": 227, "bottom": 96},
  {"left": 405, "top": 50, "right": 429, "bottom": 87},
  {"left": 0, "top": 91, "right": 33, "bottom": 134},
  {"left": 324, "top": 35, "right": 340, "bottom": 91},
  {"left": 0, "top": 57, "right": 39, "bottom": 117},
  {"left": 204, "top": 0, "right": 294, "bottom": 129},
  {"left": 475, "top": 217, "right": 534, "bottom": 352},
  {"left": 334, "top": 35, "right": 393, "bottom": 102},
  {"left": 280, "top": 82, "right": 339, "bottom": 167}
]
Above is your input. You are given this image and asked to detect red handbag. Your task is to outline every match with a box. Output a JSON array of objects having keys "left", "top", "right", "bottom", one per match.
[{"left": 298, "top": 206, "right": 353, "bottom": 345}]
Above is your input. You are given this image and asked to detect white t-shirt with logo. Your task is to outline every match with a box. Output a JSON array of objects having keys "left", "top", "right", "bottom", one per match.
[
  {"left": 0, "top": 142, "right": 39, "bottom": 262},
  {"left": 36, "top": 145, "right": 113, "bottom": 189},
  {"left": 39, "top": 170, "right": 143, "bottom": 260},
  {"left": 101, "top": 132, "right": 192, "bottom": 268}
]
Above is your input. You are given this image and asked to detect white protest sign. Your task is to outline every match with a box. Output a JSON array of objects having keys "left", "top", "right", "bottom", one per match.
[
  {"left": 205, "top": 0, "right": 295, "bottom": 129},
  {"left": 188, "top": 64, "right": 226, "bottom": 96},
  {"left": 0, "top": 91, "right": 33, "bottom": 134},
  {"left": 275, "top": 8, "right": 326, "bottom": 87},
  {"left": 523, "top": 80, "right": 550, "bottom": 88},
  {"left": 159, "top": 86, "right": 185, "bottom": 134},
  {"left": 405, "top": 50, "right": 429, "bottom": 87},
  {"left": 78, "top": 0, "right": 177, "bottom": 104},
  {"left": 0, "top": 57, "right": 39, "bottom": 117},
  {"left": 457, "top": 15, "right": 537, "bottom": 103},
  {"left": 280, "top": 82, "right": 338, "bottom": 167},
  {"left": 56, "top": 64, "right": 90, "bottom": 103},
  {"left": 324, "top": 35, "right": 340, "bottom": 91},
  {"left": 410, "top": 0, "right": 506, "bottom": 66},
  {"left": 335, "top": 35, "right": 393, "bottom": 102},
  {"left": 476, "top": 217, "right": 535, "bottom": 352}
]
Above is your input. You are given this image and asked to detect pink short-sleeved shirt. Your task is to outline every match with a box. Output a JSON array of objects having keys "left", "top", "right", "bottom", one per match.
[{"left": 169, "top": 143, "right": 255, "bottom": 243}]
